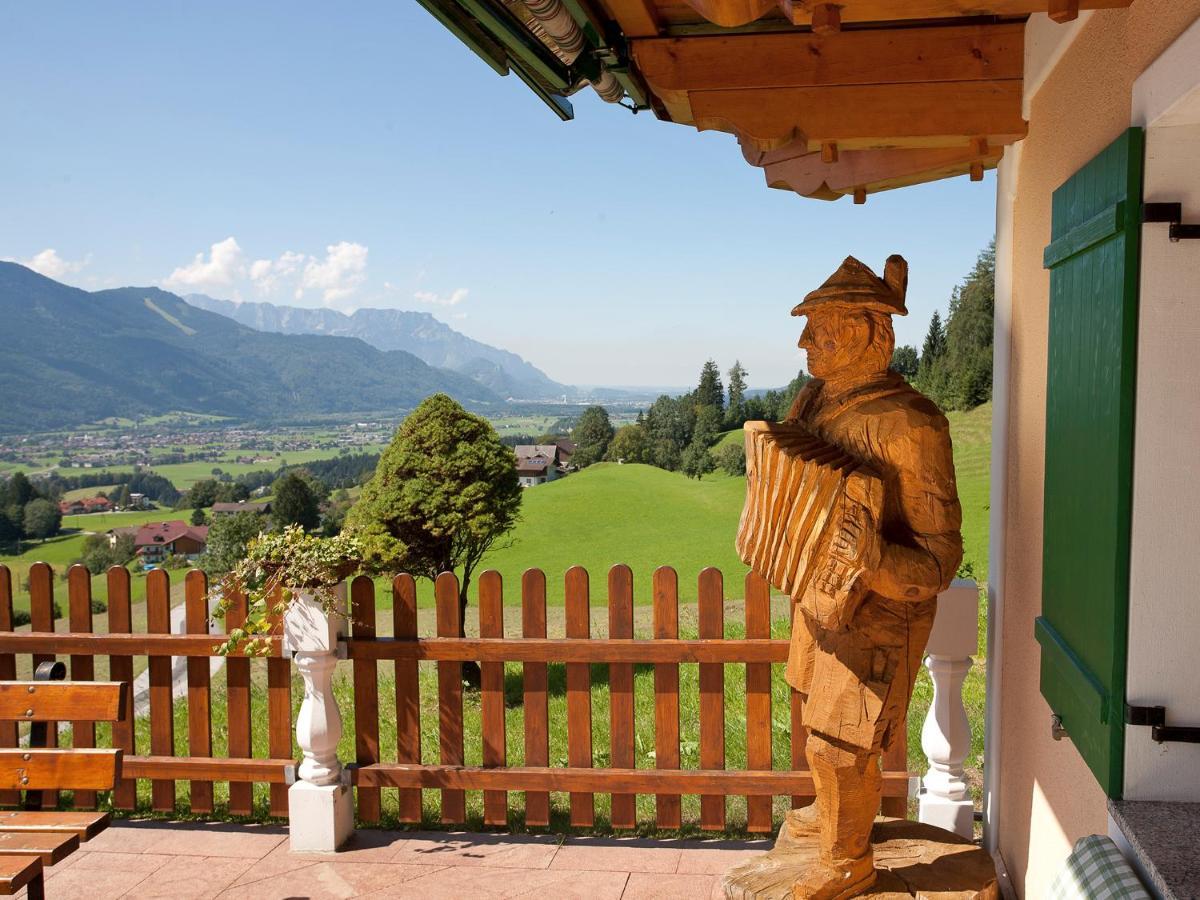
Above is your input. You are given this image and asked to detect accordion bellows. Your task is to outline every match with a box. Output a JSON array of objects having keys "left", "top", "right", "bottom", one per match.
[{"left": 736, "top": 421, "right": 884, "bottom": 630}]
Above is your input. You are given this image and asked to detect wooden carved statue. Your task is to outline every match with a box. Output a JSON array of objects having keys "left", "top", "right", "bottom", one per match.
[{"left": 733, "top": 255, "right": 963, "bottom": 899}]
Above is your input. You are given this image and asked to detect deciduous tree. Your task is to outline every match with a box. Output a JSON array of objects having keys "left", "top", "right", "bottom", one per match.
[
  {"left": 572, "top": 405, "right": 615, "bottom": 467},
  {"left": 200, "top": 511, "right": 266, "bottom": 575},
  {"left": 272, "top": 471, "right": 322, "bottom": 532},
  {"left": 22, "top": 498, "right": 60, "bottom": 542}
]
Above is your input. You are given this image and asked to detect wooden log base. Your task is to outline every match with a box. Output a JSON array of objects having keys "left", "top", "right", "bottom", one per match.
[{"left": 721, "top": 818, "right": 998, "bottom": 899}]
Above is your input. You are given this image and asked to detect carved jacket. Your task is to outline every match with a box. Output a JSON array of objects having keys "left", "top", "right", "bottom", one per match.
[{"left": 783, "top": 371, "right": 963, "bottom": 751}]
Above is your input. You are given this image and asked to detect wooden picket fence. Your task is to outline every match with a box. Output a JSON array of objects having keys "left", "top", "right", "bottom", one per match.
[
  {"left": 346, "top": 566, "right": 911, "bottom": 833},
  {"left": 0, "top": 561, "right": 912, "bottom": 832},
  {"left": 0, "top": 562, "right": 295, "bottom": 816}
]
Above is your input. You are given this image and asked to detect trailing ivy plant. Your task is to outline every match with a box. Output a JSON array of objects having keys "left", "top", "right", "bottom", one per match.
[{"left": 211, "top": 525, "right": 362, "bottom": 656}]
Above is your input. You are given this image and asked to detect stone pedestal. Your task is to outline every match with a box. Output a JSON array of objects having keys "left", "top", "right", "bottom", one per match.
[
  {"left": 288, "top": 780, "right": 354, "bottom": 853},
  {"left": 721, "top": 818, "right": 998, "bottom": 899}
]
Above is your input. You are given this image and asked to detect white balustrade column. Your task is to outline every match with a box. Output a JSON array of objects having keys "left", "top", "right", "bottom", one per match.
[
  {"left": 918, "top": 579, "right": 979, "bottom": 839},
  {"left": 284, "top": 588, "right": 354, "bottom": 853}
]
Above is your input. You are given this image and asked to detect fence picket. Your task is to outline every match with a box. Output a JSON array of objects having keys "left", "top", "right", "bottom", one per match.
[
  {"left": 608, "top": 565, "right": 635, "bottom": 830},
  {"left": 29, "top": 562, "right": 59, "bottom": 809},
  {"left": 565, "top": 566, "right": 593, "bottom": 827},
  {"left": 521, "top": 569, "right": 549, "bottom": 828},
  {"left": 67, "top": 565, "right": 97, "bottom": 809},
  {"left": 435, "top": 572, "right": 465, "bottom": 823},
  {"left": 0, "top": 567, "right": 17, "bottom": 806},
  {"left": 392, "top": 575, "right": 422, "bottom": 823},
  {"left": 479, "top": 571, "right": 506, "bottom": 826},
  {"left": 744, "top": 571, "right": 772, "bottom": 832},
  {"left": 225, "top": 589, "right": 253, "bottom": 816},
  {"left": 266, "top": 591, "right": 291, "bottom": 816},
  {"left": 185, "top": 570, "right": 213, "bottom": 814},
  {"left": 789, "top": 590, "right": 812, "bottom": 810},
  {"left": 698, "top": 568, "right": 726, "bottom": 830},
  {"left": 146, "top": 569, "right": 175, "bottom": 811},
  {"left": 881, "top": 713, "right": 908, "bottom": 817},
  {"left": 652, "top": 566, "right": 681, "bottom": 829},
  {"left": 107, "top": 566, "right": 136, "bottom": 810},
  {"left": 352, "top": 576, "right": 380, "bottom": 823}
]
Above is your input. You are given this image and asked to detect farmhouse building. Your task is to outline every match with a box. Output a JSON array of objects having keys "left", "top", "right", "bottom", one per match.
[
  {"left": 514, "top": 443, "right": 572, "bottom": 486},
  {"left": 58, "top": 496, "right": 112, "bottom": 515},
  {"left": 133, "top": 520, "right": 209, "bottom": 564}
]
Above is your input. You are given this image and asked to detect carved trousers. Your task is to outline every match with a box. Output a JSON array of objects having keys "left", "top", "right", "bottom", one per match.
[{"left": 806, "top": 732, "right": 882, "bottom": 865}]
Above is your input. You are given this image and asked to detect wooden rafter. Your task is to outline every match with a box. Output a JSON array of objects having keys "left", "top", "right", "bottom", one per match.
[{"left": 597, "top": 0, "right": 663, "bottom": 36}]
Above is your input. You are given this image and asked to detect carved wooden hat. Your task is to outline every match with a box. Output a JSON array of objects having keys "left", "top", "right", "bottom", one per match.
[{"left": 791, "top": 255, "right": 908, "bottom": 317}]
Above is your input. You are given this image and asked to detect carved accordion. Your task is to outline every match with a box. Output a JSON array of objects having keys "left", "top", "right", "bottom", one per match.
[{"left": 736, "top": 421, "right": 884, "bottom": 630}]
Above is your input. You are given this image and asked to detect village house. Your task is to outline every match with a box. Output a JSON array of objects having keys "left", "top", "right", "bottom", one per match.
[
  {"left": 57, "top": 496, "right": 112, "bottom": 515},
  {"left": 513, "top": 441, "right": 576, "bottom": 486},
  {"left": 132, "top": 520, "right": 209, "bottom": 565}
]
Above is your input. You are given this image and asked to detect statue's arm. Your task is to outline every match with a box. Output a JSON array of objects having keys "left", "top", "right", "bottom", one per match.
[{"left": 865, "top": 421, "right": 963, "bottom": 602}]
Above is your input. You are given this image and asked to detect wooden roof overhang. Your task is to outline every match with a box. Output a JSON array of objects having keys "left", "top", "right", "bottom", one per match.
[{"left": 421, "top": 0, "right": 1132, "bottom": 201}]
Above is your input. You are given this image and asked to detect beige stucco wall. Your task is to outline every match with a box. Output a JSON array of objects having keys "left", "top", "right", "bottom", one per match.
[{"left": 998, "top": 2, "right": 1200, "bottom": 895}]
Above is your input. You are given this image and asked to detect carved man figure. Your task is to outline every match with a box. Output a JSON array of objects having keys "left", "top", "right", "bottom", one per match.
[{"left": 782, "top": 255, "right": 963, "bottom": 899}]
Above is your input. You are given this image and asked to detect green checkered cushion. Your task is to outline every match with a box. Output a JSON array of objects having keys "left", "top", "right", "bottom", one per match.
[{"left": 1049, "top": 835, "right": 1152, "bottom": 900}]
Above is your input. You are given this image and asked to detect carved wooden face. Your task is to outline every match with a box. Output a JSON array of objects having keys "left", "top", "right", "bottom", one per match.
[{"left": 798, "top": 307, "right": 878, "bottom": 381}]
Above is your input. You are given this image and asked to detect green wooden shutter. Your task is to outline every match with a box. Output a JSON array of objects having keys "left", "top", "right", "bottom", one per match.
[{"left": 1037, "top": 127, "right": 1144, "bottom": 798}]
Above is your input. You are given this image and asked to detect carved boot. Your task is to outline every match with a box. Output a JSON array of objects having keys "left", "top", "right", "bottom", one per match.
[
  {"left": 791, "top": 854, "right": 876, "bottom": 900},
  {"left": 776, "top": 802, "right": 823, "bottom": 849}
]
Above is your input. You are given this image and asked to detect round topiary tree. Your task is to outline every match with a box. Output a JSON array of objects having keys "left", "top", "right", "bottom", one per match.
[{"left": 346, "top": 393, "right": 522, "bottom": 645}]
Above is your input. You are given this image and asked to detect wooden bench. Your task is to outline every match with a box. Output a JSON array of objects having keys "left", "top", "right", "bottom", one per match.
[{"left": 0, "top": 662, "right": 126, "bottom": 898}]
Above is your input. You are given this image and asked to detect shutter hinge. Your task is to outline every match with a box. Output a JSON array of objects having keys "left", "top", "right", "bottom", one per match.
[
  {"left": 1142, "top": 203, "right": 1200, "bottom": 241},
  {"left": 1124, "top": 703, "right": 1200, "bottom": 743}
]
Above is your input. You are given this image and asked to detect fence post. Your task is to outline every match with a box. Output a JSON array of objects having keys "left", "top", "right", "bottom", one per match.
[
  {"left": 918, "top": 579, "right": 978, "bottom": 839},
  {"left": 284, "top": 586, "right": 353, "bottom": 852}
]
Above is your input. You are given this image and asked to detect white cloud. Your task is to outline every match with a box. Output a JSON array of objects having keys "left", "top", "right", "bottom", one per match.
[
  {"left": 249, "top": 250, "right": 305, "bottom": 296},
  {"left": 162, "top": 237, "right": 244, "bottom": 293},
  {"left": 299, "top": 242, "right": 368, "bottom": 305},
  {"left": 7, "top": 248, "right": 90, "bottom": 280},
  {"left": 162, "top": 238, "right": 369, "bottom": 306},
  {"left": 414, "top": 287, "right": 469, "bottom": 307}
]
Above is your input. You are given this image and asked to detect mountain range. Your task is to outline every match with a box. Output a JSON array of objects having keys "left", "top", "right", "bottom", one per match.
[
  {"left": 0, "top": 262, "right": 502, "bottom": 432},
  {"left": 183, "top": 294, "right": 569, "bottom": 400}
]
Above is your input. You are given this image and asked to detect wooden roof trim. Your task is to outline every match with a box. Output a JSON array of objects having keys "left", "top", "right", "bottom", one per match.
[{"left": 632, "top": 22, "right": 1024, "bottom": 106}]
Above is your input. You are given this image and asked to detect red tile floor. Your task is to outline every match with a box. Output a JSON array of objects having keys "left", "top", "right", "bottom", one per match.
[{"left": 23, "top": 820, "right": 771, "bottom": 898}]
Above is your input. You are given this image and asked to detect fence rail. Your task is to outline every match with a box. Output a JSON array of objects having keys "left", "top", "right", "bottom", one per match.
[{"left": 0, "top": 560, "right": 913, "bottom": 833}]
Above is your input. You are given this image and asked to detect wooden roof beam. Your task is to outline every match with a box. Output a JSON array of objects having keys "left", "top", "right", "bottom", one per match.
[
  {"left": 687, "top": 80, "right": 1026, "bottom": 152},
  {"left": 633, "top": 23, "right": 1024, "bottom": 107}
]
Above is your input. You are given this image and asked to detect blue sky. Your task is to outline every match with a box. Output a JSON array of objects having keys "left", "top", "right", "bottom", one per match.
[{"left": 0, "top": 2, "right": 996, "bottom": 388}]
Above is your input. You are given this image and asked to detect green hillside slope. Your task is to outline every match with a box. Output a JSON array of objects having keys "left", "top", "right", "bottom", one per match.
[{"left": 473, "top": 403, "right": 990, "bottom": 605}]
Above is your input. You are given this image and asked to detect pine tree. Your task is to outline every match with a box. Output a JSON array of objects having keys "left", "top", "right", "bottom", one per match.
[
  {"left": 921, "top": 310, "right": 947, "bottom": 363},
  {"left": 725, "top": 361, "right": 748, "bottom": 428},
  {"left": 696, "top": 360, "right": 725, "bottom": 415}
]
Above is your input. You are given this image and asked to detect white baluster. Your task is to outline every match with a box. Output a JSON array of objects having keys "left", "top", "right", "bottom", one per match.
[
  {"left": 294, "top": 651, "right": 343, "bottom": 785},
  {"left": 918, "top": 579, "right": 978, "bottom": 839},
  {"left": 284, "top": 588, "right": 354, "bottom": 852}
]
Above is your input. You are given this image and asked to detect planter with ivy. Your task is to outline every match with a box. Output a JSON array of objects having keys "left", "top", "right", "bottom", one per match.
[{"left": 212, "top": 525, "right": 362, "bottom": 658}]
